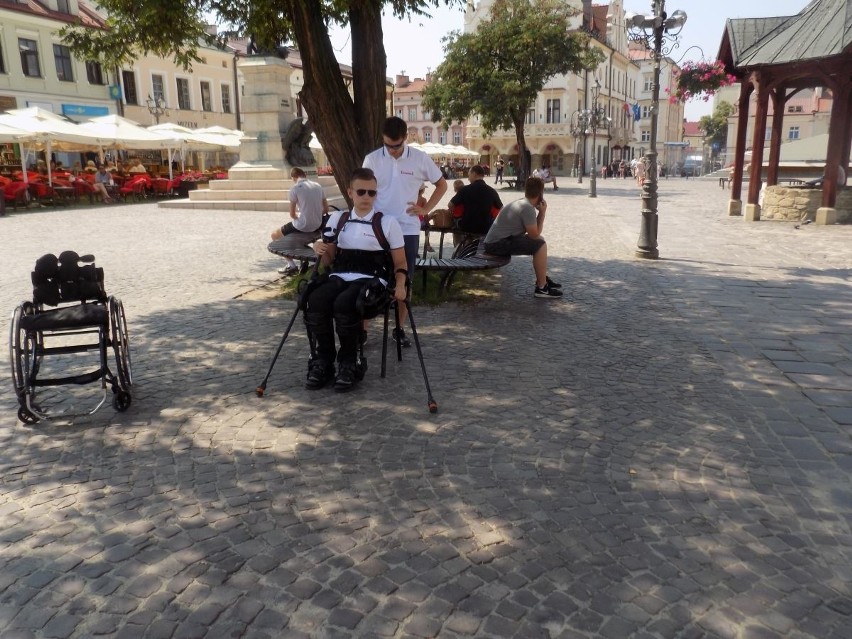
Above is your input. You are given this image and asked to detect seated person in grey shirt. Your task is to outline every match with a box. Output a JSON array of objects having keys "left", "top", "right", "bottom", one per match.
[{"left": 483, "top": 177, "right": 562, "bottom": 299}]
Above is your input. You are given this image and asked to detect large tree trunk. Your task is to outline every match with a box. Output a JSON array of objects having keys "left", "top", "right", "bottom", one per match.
[
  {"left": 510, "top": 110, "right": 529, "bottom": 185},
  {"left": 284, "top": 0, "right": 386, "bottom": 206},
  {"left": 349, "top": 1, "right": 386, "bottom": 153}
]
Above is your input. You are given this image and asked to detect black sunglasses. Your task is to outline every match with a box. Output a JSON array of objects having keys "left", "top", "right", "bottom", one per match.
[
  {"left": 384, "top": 141, "right": 405, "bottom": 150},
  {"left": 355, "top": 189, "right": 377, "bottom": 197}
]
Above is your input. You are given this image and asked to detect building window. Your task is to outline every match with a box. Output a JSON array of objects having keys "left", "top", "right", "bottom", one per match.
[
  {"left": 422, "top": 109, "right": 430, "bottom": 120},
  {"left": 152, "top": 74, "right": 165, "bottom": 102},
  {"left": 408, "top": 107, "right": 417, "bottom": 121},
  {"left": 0, "top": 43, "right": 6, "bottom": 74},
  {"left": 640, "top": 129, "right": 650, "bottom": 142},
  {"left": 453, "top": 130, "right": 461, "bottom": 144},
  {"left": 53, "top": 44, "right": 74, "bottom": 82},
  {"left": 176, "top": 78, "right": 191, "bottom": 110},
  {"left": 122, "top": 70, "right": 138, "bottom": 104},
  {"left": 439, "top": 129, "right": 447, "bottom": 144},
  {"left": 788, "top": 126, "right": 800, "bottom": 140},
  {"left": 56, "top": 0, "right": 70, "bottom": 13},
  {"left": 424, "top": 129, "right": 432, "bottom": 142},
  {"left": 200, "top": 81, "right": 212, "bottom": 112},
  {"left": 787, "top": 105, "right": 803, "bottom": 113},
  {"left": 19, "top": 38, "right": 41, "bottom": 78},
  {"left": 642, "top": 105, "right": 651, "bottom": 119},
  {"left": 643, "top": 75, "right": 653, "bottom": 91},
  {"left": 764, "top": 129, "right": 772, "bottom": 141},
  {"left": 546, "top": 99, "right": 561, "bottom": 124},
  {"left": 221, "top": 84, "right": 231, "bottom": 113},
  {"left": 526, "top": 108, "right": 535, "bottom": 125},
  {"left": 395, "top": 108, "right": 403, "bottom": 118},
  {"left": 86, "top": 61, "right": 105, "bottom": 85}
]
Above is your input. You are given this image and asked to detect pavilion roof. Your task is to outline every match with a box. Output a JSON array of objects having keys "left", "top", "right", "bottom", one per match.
[{"left": 720, "top": 0, "right": 852, "bottom": 69}]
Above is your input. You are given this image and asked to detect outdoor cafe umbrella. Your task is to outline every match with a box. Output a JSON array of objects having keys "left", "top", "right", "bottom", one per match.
[
  {"left": 190, "top": 126, "right": 242, "bottom": 172},
  {"left": 0, "top": 107, "right": 103, "bottom": 185},
  {"left": 80, "top": 114, "right": 180, "bottom": 178},
  {"left": 148, "top": 122, "right": 220, "bottom": 177}
]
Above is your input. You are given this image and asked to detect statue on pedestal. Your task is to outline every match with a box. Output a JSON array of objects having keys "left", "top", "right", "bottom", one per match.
[{"left": 282, "top": 119, "right": 315, "bottom": 167}]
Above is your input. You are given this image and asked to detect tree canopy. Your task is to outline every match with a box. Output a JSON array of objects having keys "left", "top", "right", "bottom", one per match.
[
  {"left": 420, "top": 0, "right": 603, "bottom": 178},
  {"left": 698, "top": 101, "right": 734, "bottom": 159},
  {"left": 60, "top": 0, "right": 464, "bottom": 199}
]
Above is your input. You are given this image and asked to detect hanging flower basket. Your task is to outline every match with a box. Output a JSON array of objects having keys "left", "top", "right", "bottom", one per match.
[{"left": 666, "top": 61, "right": 736, "bottom": 103}]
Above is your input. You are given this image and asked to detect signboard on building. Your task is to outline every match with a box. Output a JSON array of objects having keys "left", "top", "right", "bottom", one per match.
[
  {"left": 0, "top": 95, "right": 18, "bottom": 112},
  {"left": 62, "top": 104, "right": 110, "bottom": 118},
  {"left": 108, "top": 85, "right": 121, "bottom": 100}
]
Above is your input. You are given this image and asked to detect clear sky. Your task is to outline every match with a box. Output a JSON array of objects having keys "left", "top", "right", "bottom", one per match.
[{"left": 329, "top": 0, "right": 811, "bottom": 122}]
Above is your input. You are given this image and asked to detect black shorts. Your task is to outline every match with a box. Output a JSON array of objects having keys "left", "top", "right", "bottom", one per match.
[
  {"left": 280, "top": 213, "right": 330, "bottom": 236},
  {"left": 484, "top": 235, "right": 544, "bottom": 256}
]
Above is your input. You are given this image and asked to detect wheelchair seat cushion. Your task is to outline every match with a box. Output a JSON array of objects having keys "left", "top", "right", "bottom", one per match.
[{"left": 19, "top": 303, "right": 108, "bottom": 331}]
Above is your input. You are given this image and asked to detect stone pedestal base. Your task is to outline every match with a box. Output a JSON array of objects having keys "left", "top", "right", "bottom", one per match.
[
  {"left": 815, "top": 206, "right": 837, "bottom": 225},
  {"left": 728, "top": 199, "right": 742, "bottom": 216},
  {"left": 227, "top": 161, "right": 290, "bottom": 181},
  {"left": 744, "top": 203, "right": 761, "bottom": 222}
]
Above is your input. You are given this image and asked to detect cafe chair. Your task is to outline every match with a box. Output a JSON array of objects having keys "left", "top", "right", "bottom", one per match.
[
  {"left": 9, "top": 251, "right": 133, "bottom": 424},
  {"left": 4, "top": 181, "right": 31, "bottom": 210}
]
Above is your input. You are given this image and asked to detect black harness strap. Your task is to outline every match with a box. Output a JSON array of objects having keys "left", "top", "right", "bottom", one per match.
[{"left": 330, "top": 210, "right": 390, "bottom": 251}]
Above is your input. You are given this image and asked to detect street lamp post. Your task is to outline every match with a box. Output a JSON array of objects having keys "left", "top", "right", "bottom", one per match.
[
  {"left": 146, "top": 94, "right": 168, "bottom": 125},
  {"left": 626, "top": 2, "right": 686, "bottom": 258},
  {"left": 570, "top": 110, "right": 586, "bottom": 184},
  {"left": 587, "top": 80, "right": 610, "bottom": 198}
]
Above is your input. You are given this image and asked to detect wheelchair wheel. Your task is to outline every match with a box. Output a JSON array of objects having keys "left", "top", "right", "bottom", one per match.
[
  {"left": 112, "top": 390, "right": 132, "bottom": 412},
  {"left": 9, "top": 304, "right": 38, "bottom": 400},
  {"left": 109, "top": 297, "right": 132, "bottom": 388},
  {"left": 17, "top": 406, "right": 39, "bottom": 425}
]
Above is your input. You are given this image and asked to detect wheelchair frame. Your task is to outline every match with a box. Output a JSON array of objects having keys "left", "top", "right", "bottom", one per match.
[{"left": 9, "top": 251, "right": 133, "bottom": 424}]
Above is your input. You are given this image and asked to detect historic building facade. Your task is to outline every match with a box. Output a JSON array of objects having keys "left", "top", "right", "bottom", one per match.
[
  {"left": 627, "top": 44, "right": 685, "bottom": 177},
  {"left": 460, "top": 0, "right": 645, "bottom": 176},
  {"left": 0, "top": 0, "right": 114, "bottom": 120},
  {"left": 393, "top": 74, "right": 465, "bottom": 147}
]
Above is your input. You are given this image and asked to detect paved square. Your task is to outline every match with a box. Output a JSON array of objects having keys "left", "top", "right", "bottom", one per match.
[{"left": 1, "top": 179, "right": 851, "bottom": 637}]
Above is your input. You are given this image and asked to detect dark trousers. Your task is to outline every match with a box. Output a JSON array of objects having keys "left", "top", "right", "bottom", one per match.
[{"left": 304, "top": 278, "right": 366, "bottom": 364}]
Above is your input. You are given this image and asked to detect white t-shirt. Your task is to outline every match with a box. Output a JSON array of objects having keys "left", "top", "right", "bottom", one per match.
[
  {"left": 323, "top": 209, "right": 404, "bottom": 283},
  {"left": 289, "top": 177, "right": 326, "bottom": 232},
  {"left": 363, "top": 145, "right": 443, "bottom": 236}
]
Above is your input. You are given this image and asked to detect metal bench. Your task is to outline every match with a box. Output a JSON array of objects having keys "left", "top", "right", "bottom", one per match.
[
  {"left": 416, "top": 234, "right": 510, "bottom": 294},
  {"left": 268, "top": 231, "right": 321, "bottom": 273}
]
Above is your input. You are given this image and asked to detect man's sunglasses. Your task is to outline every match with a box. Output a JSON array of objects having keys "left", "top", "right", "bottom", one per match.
[
  {"left": 355, "top": 189, "right": 377, "bottom": 197},
  {"left": 384, "top": 141, "right": 405, "bottom": 150}
]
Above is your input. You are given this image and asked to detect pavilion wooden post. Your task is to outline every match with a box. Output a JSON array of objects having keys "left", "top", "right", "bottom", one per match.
[
  {"left": 766, "top": 88, "right": 787, "bottom": 187},
  {"left": 840, "top": 87, "right": 852, "bottom": 184},
  {"left": 816, "top": 82, "right": 851, "bottom": 224},
  {"left": 728, "top": 80, "right": 753, "bottom": 216},
  {"left": 745, "top": 73, "right": 769, "bottom": 221}
]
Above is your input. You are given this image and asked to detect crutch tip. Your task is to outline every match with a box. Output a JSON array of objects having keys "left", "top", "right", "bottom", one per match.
[
  {"left": 255, "top": 386, "right": 265, "bottom": 397},
  {"left": 428, "top": 401, "right": 438, "bottom": 414}
]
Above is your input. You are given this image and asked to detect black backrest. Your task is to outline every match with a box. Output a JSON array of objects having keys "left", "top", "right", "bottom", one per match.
[{"left": 31, "top": 251, "right": 106, "bottom": 306}]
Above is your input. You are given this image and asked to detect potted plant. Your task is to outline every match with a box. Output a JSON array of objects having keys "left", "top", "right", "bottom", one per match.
[{"left": 667, "top": 60, "right": 736, "bottom": 103}]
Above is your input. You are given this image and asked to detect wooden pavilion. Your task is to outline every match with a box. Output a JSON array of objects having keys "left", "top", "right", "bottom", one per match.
[{"left": 718, "top": 0, "right": 852, "bottom": 224}]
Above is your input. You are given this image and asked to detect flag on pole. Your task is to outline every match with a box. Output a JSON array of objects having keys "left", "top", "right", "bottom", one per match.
[{"left": 632, "top": 104, "right": 641, "bottom": 121}]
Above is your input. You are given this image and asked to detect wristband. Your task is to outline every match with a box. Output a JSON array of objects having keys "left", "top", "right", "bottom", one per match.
[{"left": 395, "top": 268, "right": 408, "bottom": 276}]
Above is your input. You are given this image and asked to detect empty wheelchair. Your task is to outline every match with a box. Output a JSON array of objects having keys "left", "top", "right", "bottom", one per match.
[{"left": 9, "top": 251, "right": 132, "bottom": 424}]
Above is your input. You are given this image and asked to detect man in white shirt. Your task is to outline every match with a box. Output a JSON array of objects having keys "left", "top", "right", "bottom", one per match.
[
  {"left": 271, "top": 167, "right": 329, "bottom": 275},
  {"left": 363, "top": 117, "right": 447, "bottom": 346},
  {"left": 537, "top": 165, "right": 558, "bottom": 191},
  {"left": 305, "top": 168, "right": 407, "bottom": 392}
]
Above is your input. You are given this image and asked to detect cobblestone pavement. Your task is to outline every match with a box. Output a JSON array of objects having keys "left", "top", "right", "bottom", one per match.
[{"left": 1, "top": 179, "right": 851, "bottom": 638}]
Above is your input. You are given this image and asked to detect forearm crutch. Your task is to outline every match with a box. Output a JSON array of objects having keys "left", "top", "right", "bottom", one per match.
[
  {"left": 403, "top": 299, "right": 438, "bottom": 413},
  {"left": 256, "top": 260, "right": 321, "bottom": 397},
  {"left": 380, "top": 293, "right": 438, "bottom": 414}
]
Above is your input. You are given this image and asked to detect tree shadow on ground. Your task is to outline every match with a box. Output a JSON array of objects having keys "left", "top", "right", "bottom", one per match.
[{"left": 0, "top": 253, "right": 851, "bottom": 637}]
